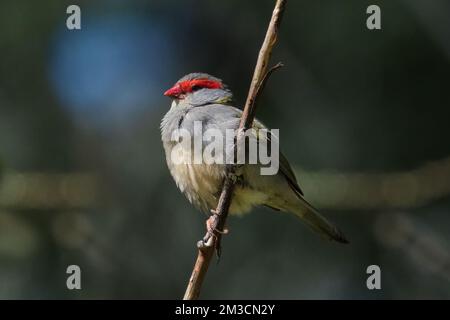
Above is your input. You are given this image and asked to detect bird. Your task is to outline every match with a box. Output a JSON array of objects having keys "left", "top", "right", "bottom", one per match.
[{"left": 161, "top": 73, "right": 348, "bottom": 243}]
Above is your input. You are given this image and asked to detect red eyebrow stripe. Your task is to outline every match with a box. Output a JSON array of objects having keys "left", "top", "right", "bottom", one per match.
[{"left": 179, "top": 79, "right": 223, "bottom": 93}]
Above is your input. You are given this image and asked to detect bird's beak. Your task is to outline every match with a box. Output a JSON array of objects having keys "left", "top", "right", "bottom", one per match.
[{"left": 164, "top": 84, "right": 182, "bottom": 98}]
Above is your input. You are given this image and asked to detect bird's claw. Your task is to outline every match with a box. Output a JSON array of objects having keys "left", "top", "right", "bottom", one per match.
[
  {"left": 206, "top": 211, "right": 229, "bottom": 235},
  {"left": 215, "top": 227, "right": 229, "bottom": 235},
  {"left": 201, "top": 210, "right": 230, "bottom": 258}
]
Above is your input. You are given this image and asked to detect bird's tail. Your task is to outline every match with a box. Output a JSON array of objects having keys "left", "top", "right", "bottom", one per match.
[{"left": 289, "top": 198, "right": 349, "bottom": 244}]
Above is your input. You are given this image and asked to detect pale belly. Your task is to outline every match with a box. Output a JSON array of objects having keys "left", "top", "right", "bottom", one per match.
[
  {"left": 168, "top": 162, "right": 268, "bottom": 215},
  {"left": 165, "top": 140, "right": 269, "bottom": 215}
]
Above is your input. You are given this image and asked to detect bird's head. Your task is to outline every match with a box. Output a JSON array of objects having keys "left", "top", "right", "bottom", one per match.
[{"left": 164, "top": 73, "right": 233, "bottom": 106}]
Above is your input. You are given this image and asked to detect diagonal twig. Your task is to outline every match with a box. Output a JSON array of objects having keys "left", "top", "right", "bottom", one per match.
[{"left": 183, "top": 0, "right": 287, "bottom": 300}]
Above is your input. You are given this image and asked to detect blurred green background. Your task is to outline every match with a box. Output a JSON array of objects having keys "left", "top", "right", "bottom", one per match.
[{"left": 0, "top": 0, "right": 449, "bottom": 299}]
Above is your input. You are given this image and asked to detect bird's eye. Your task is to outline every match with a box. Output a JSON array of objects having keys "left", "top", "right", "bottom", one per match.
[{"left": 191, "top": 85, "right": 202, "bottom": 91}]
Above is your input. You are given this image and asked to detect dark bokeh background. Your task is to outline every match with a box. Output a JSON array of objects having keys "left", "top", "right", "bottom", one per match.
[{"left": 0, "top": 0, "right": 449, "bottom": 299}]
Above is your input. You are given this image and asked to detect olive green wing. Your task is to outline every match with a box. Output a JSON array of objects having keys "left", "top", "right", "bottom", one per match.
[{"left": 252, "top": 119, "right": 304, "bottom": 197}]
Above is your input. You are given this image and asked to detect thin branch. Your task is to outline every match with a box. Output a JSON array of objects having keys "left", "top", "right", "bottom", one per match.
[
  {"left": 252, "top": 62, "right": 284, "bottom": 111},
  {"left": 183, "top": 0, "right": 287, "bottom": 300}
]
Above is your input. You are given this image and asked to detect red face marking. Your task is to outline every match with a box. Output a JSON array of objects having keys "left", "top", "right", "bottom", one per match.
[{"left": 164, "top": 79, "right": 223, "bottom": 98}]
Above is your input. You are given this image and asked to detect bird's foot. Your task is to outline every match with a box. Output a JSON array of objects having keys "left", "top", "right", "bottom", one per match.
[
  {"left": 205, "top": 214, "right": 218, "bottom": 240},
  {"left": 197, "top": 214, "right": 219, "bottom": 250},
  {"left": 196, "top": 210, "right": 229, "bottom": 258},
  {"left": 208, "top": 209, "right": 229, "bottom": 235}
]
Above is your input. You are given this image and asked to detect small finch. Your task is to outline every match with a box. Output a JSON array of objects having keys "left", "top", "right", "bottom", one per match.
[{"left": 161, "top": 73, "right": 348, "bottom": 243}]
